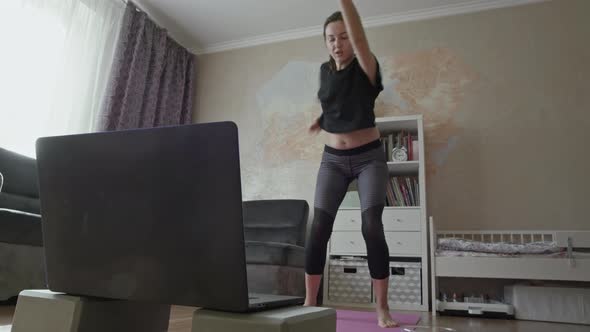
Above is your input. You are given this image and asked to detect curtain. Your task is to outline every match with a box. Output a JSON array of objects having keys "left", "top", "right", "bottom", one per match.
[{"left": 99, "top": 2, "right": 194, "bottom": 131}]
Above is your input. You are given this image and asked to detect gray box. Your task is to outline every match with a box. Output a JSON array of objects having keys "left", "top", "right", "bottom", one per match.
[
  {"left": 11, "top": 289, "right": 170, "bottom": 332},
  {"left": 388, "top": 261, "right": 422, "bottom": 305},
  {"left": 328, "top": 258, "right": 372, "bottom": 303}
]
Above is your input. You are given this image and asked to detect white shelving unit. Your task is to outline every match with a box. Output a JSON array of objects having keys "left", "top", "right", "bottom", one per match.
[
  {"left": 387, "top": 161, "right": 420, "bottom": 175},
  {"left": 322, "top": 115, "right": 429, "bottom": 312}
]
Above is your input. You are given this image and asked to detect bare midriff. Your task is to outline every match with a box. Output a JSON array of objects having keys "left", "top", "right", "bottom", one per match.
[{"left": 325, "top": 126, "right": 381, "bottom": 150}]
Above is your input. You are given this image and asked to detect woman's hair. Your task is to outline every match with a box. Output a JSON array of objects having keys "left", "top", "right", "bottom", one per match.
[{"left": 323, "top": 11, "right": 343, "bottom": 71}]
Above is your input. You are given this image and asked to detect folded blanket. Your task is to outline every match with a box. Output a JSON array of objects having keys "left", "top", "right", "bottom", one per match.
[{"left": 438, "top": 238, "right": 563, "bottom": 255}]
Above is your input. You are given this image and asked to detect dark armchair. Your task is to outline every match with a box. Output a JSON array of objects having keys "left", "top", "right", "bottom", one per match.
[{"left": 243, "top": 199, "right": 309, "bottom": 297}]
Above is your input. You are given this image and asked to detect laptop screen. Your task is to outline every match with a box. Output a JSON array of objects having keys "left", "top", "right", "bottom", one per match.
[{"left": 36, "top": 122, "right": 250, "bottom": 311}]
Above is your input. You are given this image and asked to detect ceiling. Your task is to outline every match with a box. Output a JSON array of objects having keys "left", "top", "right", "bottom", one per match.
[{"left": 134, "top": 0, "right": 547, "bottom": 54}]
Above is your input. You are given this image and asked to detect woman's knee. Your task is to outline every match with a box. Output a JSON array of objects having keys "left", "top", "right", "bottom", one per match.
[
  {"left": 361, "top": 205, "right": 385, "bottom": 239},
  {"left": 308, "top": 208, "right": 336, "bottom": 244}
]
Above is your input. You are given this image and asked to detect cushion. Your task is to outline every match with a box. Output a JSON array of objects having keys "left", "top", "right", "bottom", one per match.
[
  {"left": 242, "top": 200, "right": 308, "bottom": 246},
  {"left": 0, "top": 208, "right": 43, "bottom": 246},
  {"left": 245, "top": 241, "right": 305, "bottom": 267}
]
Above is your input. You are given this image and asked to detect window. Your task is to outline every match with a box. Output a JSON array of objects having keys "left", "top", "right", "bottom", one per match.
[{"left": 0, "top": 0, "right": 124, "bottom": 157}]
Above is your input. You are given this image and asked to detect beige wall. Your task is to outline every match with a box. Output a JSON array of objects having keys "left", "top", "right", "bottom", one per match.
[{"left": 193, "top": 0, "right": 590, "bottom": 230}]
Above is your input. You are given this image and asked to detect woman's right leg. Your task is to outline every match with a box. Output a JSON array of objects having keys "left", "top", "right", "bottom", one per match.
[{"left": 304, "top": 151, "right": 351, "bottom": 306}]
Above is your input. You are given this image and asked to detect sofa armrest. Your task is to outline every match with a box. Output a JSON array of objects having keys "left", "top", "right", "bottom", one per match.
[{"left": 0, "top": 148, "right": 39, "bottom": 198}]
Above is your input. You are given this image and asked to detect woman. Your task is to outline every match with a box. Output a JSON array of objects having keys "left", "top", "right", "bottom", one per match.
[{"left": 304, "top": 0, "right": 397, "bottom": 328}]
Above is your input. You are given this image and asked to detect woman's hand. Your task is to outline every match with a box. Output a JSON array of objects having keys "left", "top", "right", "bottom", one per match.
[{"left": 308, "top": 117, "right": 321, "bottom": 135}]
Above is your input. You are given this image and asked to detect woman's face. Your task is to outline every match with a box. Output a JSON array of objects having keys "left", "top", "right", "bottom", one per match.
[{"left": 324, "top": 21, "right": 354, "bottom": 67}]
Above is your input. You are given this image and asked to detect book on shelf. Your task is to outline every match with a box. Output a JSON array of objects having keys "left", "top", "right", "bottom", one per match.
[
  {"left": 380, "top": 131, "right": 419, "bottom": 162},
  {"left": 385, "top": 176, "right": 419, "bottom": 207}
]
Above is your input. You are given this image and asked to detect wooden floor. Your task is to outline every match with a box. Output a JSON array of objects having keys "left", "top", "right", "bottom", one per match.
[{"left": 2, "top": 304, "right": 589, "bottom": 331}]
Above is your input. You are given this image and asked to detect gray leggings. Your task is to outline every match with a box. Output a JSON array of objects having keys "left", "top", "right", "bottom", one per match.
[{"left": 305, "top": 139, "right": 390, "bottom": 279}]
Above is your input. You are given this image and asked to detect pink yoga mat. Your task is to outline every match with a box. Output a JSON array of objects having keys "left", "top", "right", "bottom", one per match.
[{"left": 337, "top": 309, "right": 421, "bottom": 332}]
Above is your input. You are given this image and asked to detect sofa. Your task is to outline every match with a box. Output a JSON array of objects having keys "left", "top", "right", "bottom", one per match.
[
  {"left": 0, "top": 147, "right": 311, "bottom": 300},
  {"left": 243, "top": 199, "right": 309, "bottom": 297},
  {"left": 0, "top": 148, "right": 46, "bottom": 302}
]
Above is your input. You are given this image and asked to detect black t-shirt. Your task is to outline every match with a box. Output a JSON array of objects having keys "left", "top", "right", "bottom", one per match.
[{"left": 317, "top": 56, "right": 384, "bottom": 133}]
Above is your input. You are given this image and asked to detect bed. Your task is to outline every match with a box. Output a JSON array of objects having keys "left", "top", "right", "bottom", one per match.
[{"left": 428, "top": 217, "right": 590, "bottom": 314}]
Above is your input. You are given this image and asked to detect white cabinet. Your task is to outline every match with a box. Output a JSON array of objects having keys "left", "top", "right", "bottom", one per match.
[
  {"left": 323, "top": 115, "right": 429, "bottom": 312},
  {"left": 382, "top": 208, "right": 421, "bottom": 232},
  {"left": 384, "top": 230, "right": 421, "bottom": 255},
  {"left": 330, "top": 232, "right": 366, "bottom": 254},
  {"left": 331, "top": 210, "right": 422, "bottom": 256},
  {"left": 334, "top": 208, "right": 421, "bottom": 232}
]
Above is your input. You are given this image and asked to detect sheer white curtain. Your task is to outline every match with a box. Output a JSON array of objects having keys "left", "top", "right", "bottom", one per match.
[{"left": 0, "top": 0, "right": 124, "bottom": 157}]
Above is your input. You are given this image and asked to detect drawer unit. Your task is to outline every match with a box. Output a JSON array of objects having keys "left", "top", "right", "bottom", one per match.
[
  {"left": 333, "top": 209, "right": 362, "bottom": 231},
  {"left": 382, "top": 208, "right": 420, "bottom": 231},
  {"left": 330, "top": 232, "right": 366, "bottom": 254},
  {"left": 330, "top": 231, "right": 421, "bottom": 256},
  {"left": 385, "top": 232, "right": 421, "bottom": 255},
  {"left": 334, "top": 208, "right": 420, "bottom": 232}
]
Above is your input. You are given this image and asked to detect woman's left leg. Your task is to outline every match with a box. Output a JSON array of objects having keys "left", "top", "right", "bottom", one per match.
[{"left": 354, "top": 146, "right": 397, "bottom": 328}]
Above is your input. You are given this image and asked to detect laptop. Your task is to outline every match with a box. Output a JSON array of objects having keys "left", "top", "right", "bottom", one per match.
[{"left": 35, "top": 121, "right": 304, "bottom": 312}]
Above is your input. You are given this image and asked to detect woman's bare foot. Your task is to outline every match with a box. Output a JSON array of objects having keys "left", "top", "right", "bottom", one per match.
[{"left": 377, "top": 306, "right": 398, "bottom": 328}]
